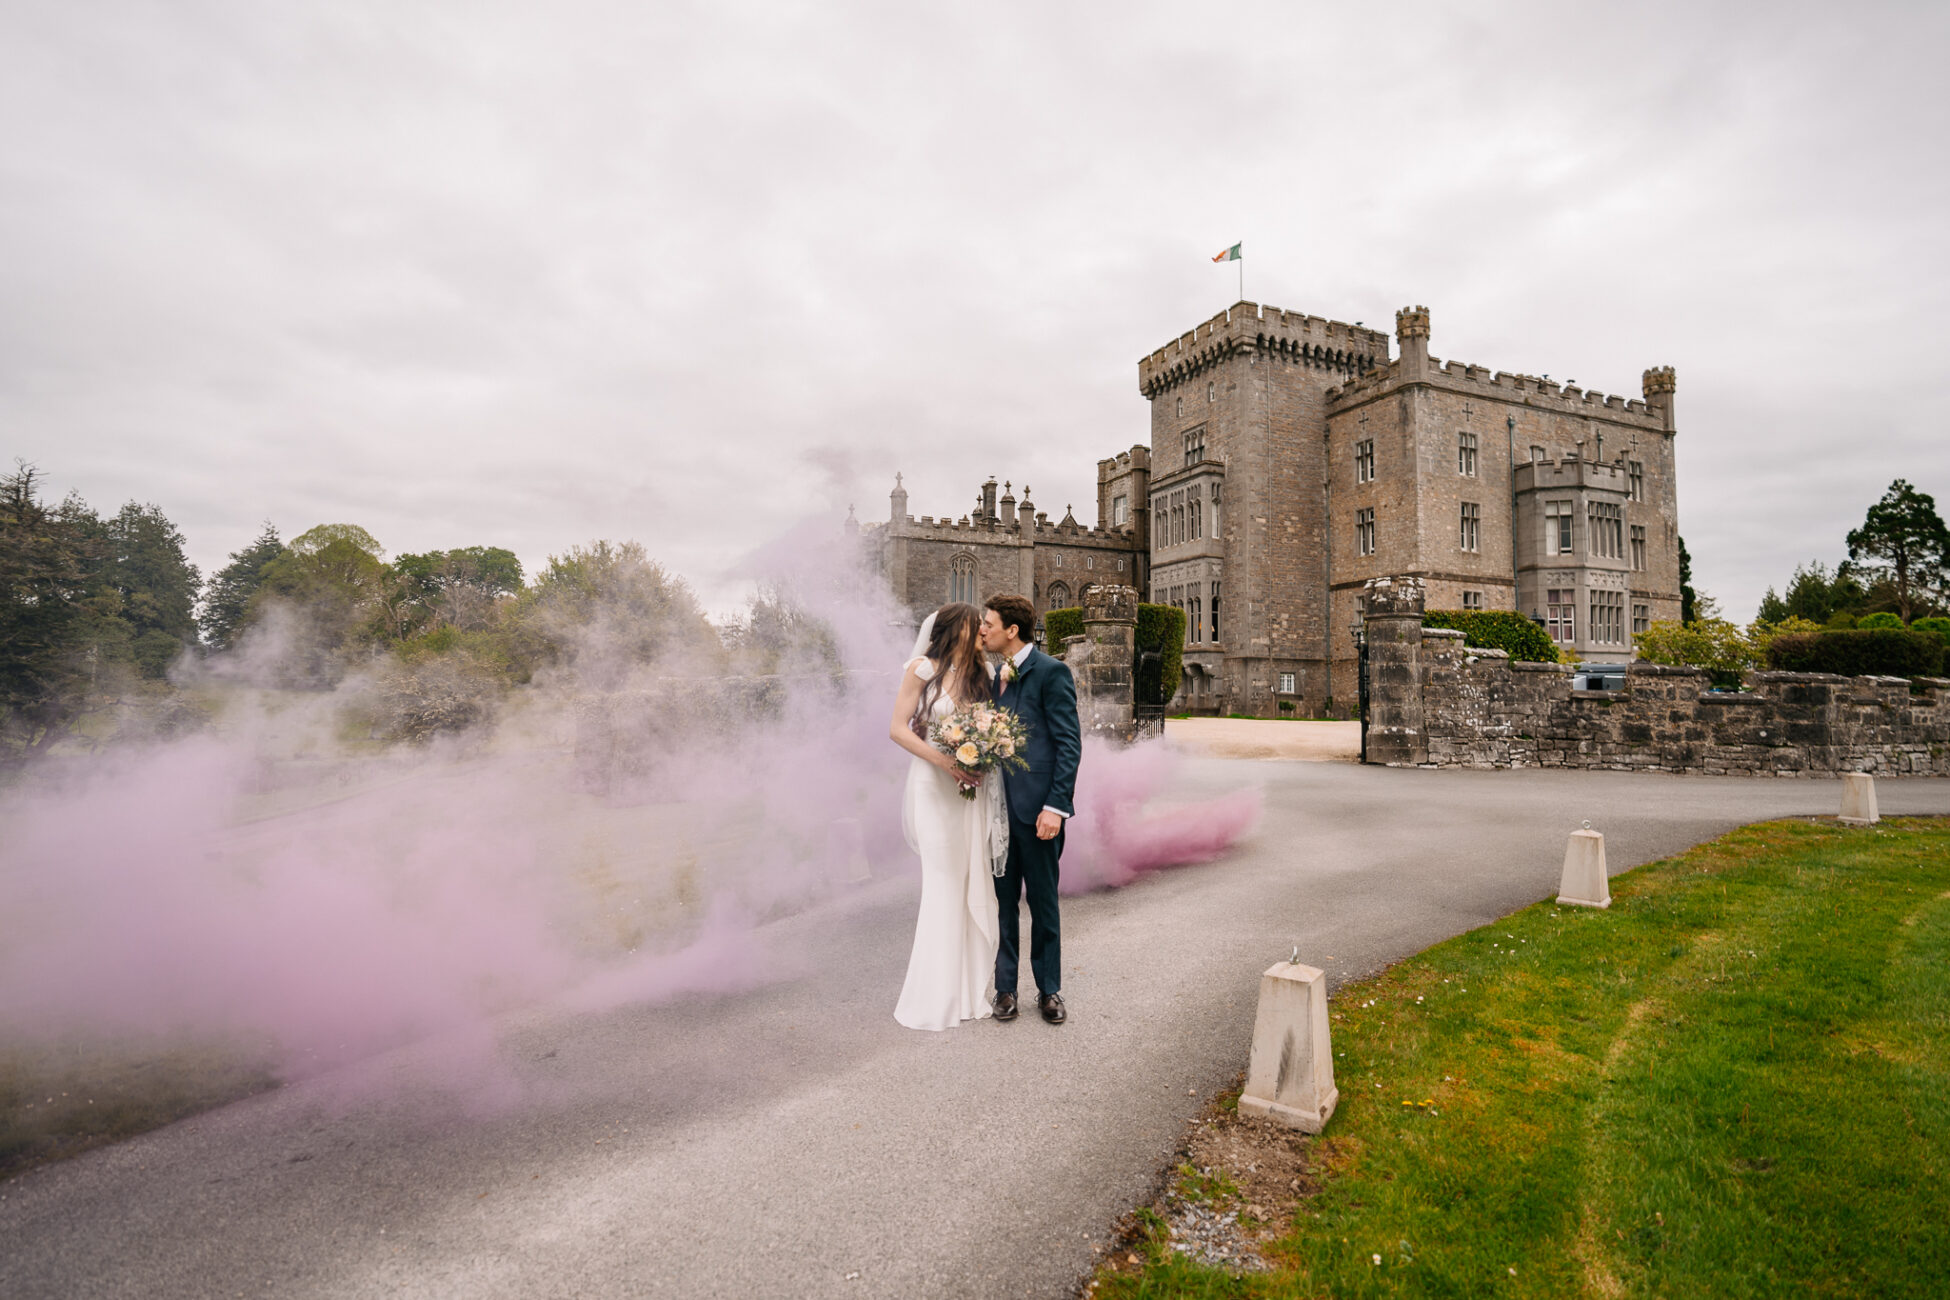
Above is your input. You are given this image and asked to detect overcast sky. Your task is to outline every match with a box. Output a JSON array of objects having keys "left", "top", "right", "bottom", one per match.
[{"left": 5, "top": 0, "right": 1945, "bottom": 622}]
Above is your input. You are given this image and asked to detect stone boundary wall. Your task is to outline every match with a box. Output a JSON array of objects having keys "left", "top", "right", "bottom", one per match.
[{"left": 1360, "top": 578, "right": 1950, "bottom": 776}]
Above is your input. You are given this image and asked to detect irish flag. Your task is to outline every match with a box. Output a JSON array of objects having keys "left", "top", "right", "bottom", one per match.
[{"left": 1212, "top": 243, "right": 1241, "bottom": 262}]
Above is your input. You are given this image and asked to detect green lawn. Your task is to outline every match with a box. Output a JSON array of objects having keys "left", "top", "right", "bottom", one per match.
[{"left": 1096, "top": 817, "right": 1950, "bottom": 1299}]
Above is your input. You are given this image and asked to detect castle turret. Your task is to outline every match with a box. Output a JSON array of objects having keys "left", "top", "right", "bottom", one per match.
[
  {"left": 1642, "top": 366, "right": 1676, "bottom": 434},
  {"left": 1396, "top": 305, "right": 1430, "bottom": 376},
  {"left": 999, "top": 480, "right": 1018, "bottom": 529},
  {"left": 890, "top": 472, "right": 908, "bottom": 523}
]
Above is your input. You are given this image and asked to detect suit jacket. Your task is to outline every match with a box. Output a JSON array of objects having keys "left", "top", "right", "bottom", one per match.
[{"left": 995, "top": 646, "right": 1082, "bottom": 824}]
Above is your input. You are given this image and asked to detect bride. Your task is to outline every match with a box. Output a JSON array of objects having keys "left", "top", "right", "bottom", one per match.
[{"left": 889, "top": 602, "right": 1008, "bottom": 1031}]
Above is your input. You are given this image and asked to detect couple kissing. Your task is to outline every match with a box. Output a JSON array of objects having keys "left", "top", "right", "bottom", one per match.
[{"left": 888, "top": 593, "right": 1082, "bottom": 1031}]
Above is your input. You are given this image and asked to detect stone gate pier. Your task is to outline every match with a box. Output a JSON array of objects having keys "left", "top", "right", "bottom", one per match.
[{"left": 1061, "top": 583, "right": 1139, "bottom": 742}]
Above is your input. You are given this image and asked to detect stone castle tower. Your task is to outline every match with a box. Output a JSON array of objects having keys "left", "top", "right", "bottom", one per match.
[
  {"left": 1140, "top": 301, "right": 1680, "bottom": 715},
  {"left": 862, "top": 299, "right": 1682, "bottom": 719}
]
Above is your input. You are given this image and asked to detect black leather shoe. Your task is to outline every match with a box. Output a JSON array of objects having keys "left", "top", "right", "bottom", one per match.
[
  {"left": 1039, "top": 993, "right": 1066, "bottom": 1024},
  {"left": 994, "top": 992, "right": 1018, "bottom": 1021}
]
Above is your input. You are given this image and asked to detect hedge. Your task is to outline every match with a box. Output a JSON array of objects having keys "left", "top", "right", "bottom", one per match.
[
  {"left": 1422, "top": 609, "right": 1559, "bottom": 663},
  {"left": 1135, "top": 603, "right": 1185, "bottom": 705},
  {"left": 1765, "top": 629, "right": 1945, "bottom": 678},
  {"left": 1040, "top": 601, "right": 1185, "bottom": 704},
  {"left": 1042, "top": 606, "right": 1084, "bottom": 649}
]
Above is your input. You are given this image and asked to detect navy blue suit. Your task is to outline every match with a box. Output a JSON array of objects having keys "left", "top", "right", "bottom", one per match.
[{"left": 993, "top": 646, "right": 1082, "bottom": 997}]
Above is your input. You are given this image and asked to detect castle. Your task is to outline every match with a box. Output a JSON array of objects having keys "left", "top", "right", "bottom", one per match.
[{"left": 860, "top": 301, "right": 1681, "bottom": 717}]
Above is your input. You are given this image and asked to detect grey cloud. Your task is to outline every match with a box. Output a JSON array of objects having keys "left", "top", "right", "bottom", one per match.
[{"left": 3, "top": 0, "right": 1946, "bottom": 619}]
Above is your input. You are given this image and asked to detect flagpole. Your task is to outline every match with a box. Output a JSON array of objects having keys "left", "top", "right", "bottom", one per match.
[{"left": 1239, "top": 255, "right": 1244, "bottom": 304}]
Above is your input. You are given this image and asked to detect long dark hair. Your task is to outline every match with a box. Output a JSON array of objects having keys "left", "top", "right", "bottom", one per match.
[{"left": 913, "top": 602, "right": 993, "bottom": 730}]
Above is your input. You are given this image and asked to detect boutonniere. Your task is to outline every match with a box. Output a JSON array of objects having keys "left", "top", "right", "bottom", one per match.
[{"left": 999, "top": 661, "right": 1018, "bottom": 689}]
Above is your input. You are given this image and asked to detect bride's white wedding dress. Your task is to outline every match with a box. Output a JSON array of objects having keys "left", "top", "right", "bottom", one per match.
[{"left": 893, "top": 656, "right": 1005, "bottom": 1031}]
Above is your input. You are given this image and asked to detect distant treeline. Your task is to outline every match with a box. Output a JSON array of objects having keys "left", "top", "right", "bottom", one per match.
[{"left": 1, "top": 462, "right": 835, "bottom": 758}]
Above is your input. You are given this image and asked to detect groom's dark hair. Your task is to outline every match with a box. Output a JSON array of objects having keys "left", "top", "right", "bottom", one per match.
[{"left": 984, "top": 594, "right": 1036, "bottom": 646}]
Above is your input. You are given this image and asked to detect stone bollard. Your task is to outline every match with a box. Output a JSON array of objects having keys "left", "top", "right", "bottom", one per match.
[
  {"left": 1838, "top": 772, "right": 1879, "bottom": 826},
  {"left": 1238, "top": 959, "right": 1339, "bottom": 1133},
  {"left": 1557, "top": 823, "right": 1611, "bottom": 909}
]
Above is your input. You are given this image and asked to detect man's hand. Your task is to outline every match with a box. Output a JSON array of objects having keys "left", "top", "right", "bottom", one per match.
[{"left": 1035, "top": 809, "right": 1063, "bottom": 840}]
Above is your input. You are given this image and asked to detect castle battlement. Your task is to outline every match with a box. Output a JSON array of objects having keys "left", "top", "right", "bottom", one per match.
[
  {"left": 1138, "top": 300, "right": 1391, "bottom": 397},
  {"left": 894, "top": 513, "right": 1137, "bottom": 548},
  {"left": 1325, "top": 353, "right": 1666, "bottom": 427}
]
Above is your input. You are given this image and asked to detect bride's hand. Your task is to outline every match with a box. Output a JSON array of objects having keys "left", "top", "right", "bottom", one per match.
[{"left": 943, "top": 760, "right": 982, "bottom": 788}]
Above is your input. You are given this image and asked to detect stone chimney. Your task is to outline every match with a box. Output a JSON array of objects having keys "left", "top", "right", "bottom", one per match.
[
  {"left": 999, "top": 480, "right": 1018, "bottom": 529},
  {"left": 889, "top": 472, "right": 908, "bottom": 523}
]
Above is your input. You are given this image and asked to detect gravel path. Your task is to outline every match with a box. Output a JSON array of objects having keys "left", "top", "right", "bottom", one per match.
[{"left": 4, "top": 765, "right": 1945, "bottom": 1300}]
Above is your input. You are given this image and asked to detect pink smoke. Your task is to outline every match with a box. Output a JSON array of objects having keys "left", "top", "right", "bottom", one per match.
[{"left": 1060, "top": 736, "right": 1263, "bottom": 894}]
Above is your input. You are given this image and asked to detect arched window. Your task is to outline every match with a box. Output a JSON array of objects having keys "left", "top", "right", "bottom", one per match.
[
  {"left": 1047, "top": 581, "right": 1071, "bottom": 610},
  {"left": 1207, "top": 380, "right": 1216, "bottom": 404},
  {"left": 1191, "top": 498, "right": 1202, "bottom": 540},
  {"left": 1175, "top": 396, "right": 1183, "bottom": 418},
  {"left": 949, "top": 553, "right": 976, "bottom": 603}
]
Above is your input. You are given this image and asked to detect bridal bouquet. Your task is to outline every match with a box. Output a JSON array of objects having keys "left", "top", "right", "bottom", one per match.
[{"left": 928, "top": 703, "right": 1030, "bottom": 801}]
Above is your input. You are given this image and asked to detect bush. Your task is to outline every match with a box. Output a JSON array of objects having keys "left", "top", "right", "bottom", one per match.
[
  {"left": 1765, "top": 629, "right": 1945, "bottom": 678},
  {"left": 1857, "top": 611, "right": 1905, "bottom": 630},
  {"left": 1041, "top": 601, "right": 1183, "bottom": 702},
  {"left": 1135, "top": 603, "right": 1185, "bottom": 704},
  {"left": 1423, "top": 609, "right": 1558, "bottom": 663},
  {"left": 1913, "top": 616, "right": 1950, "bottom": 643},
  {"left": 1042, "top": 606, "right": 1083, "bottom": 649},
  {"left": 1635, "top": 619, "right": 1760, "bottom": 688}
]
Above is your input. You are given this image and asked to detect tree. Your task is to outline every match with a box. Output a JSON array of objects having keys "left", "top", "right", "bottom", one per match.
[
  {"left": 0, "top": 464, "right": 93, "bottom": 751},
  {"left": 249, "top": 523, "right": 390, "bottom": 684},
  {"left": 517, "top": 540, "right": 721, "bottom": 689},
  {"left": 200, "top": 522, "right": 285, "bottom": 650},
  {"left": 100, "top": 501, "right": 201, "bottom": 676},
  {"left": 1846, "top": 479, "right": 1949, "bottom": 623},
  {"left": 1679, "top": 536, "right": 1697, "bottom": 625},
  {"left": 387, "top": 546, "right": 524, "bottom": 638}
]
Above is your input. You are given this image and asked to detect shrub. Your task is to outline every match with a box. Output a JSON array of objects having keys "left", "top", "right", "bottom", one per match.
[
  {"left": 1040, "top": 602, "right": 1184, "bottom": 703},
  {"left": 1135, "top": 603, "right": 1185, "bottom": 704},
  {"left": 1858, "top": 611, "right": 1905, "bottom": 630},
  {"left": 1913, "top": 616, "right": 1950, "bottom": 643},
  {"left": 1423, "top": 609, "right": 1558, "bottom": 663},
  {"left": 1042, "top": 606, "right": 1084, "bottom": 649},
  {"left": 1635, "top": 620, "right": 1761, "bottom": 686},
  {"left": 1766, "top": 629, "right": 1945, "bottom": 678}
]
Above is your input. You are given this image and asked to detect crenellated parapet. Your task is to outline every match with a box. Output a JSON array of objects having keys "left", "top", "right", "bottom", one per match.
[
  {"left": 1395, "top": 304, "right": 1430, "bottom": 340},
  {"left": 1326, "top": 355, "right": 1666, "bottom": 427},
  {"left": 1138, "top": 301, "right": 1389, "bottom": 398},
  {"left": 1641, "top": 366, "right": 1676, "bottom": 397}
]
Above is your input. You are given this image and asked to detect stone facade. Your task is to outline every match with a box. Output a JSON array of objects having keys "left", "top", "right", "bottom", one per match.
[
  {"left": 861, "top": 467, "right": 1148, "bottom": 631},
  {"left": 1140, "top": 301, "right": 1681, "bottom": 717},
  {"left": 861, "top": 299, "right": 1683, "bottom": 719},
  {"left": 1360, "top": 581, "right": 1950, "bottom": 776}
]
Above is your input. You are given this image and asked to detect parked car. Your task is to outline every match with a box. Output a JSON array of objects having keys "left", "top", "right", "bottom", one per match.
[{"left": 1571, "top": 663, "right": 1628, "bottom": 691}]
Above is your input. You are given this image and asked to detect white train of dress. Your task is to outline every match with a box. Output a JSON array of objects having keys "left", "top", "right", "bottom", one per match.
[{"left": 893, "top": 658, "right": 1005, "bottom": 1031}]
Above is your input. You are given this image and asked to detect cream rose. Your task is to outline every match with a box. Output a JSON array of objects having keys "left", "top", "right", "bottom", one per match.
[{"left": 955, "top": 742, "right": 980, "bottom": 765}]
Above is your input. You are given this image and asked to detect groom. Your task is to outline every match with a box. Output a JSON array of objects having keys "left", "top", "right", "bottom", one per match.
[{"left": 979, "top": 594, "right": 1082, "bottom": 1025}]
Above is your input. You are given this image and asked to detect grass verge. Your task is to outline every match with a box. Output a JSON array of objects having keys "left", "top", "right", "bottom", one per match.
[{"left": 1088, "top": 816, "right": 1950, "bottom": 1299}]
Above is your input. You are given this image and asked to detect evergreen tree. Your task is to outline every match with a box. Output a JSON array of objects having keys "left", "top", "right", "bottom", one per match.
[
  {"left": 0, "top": 465, "right": 94, "bottom": 751},
  {"left": 1846, "top": 479, "right": 1950, "bottom": 623},
  {"left": 200, "top": 522, "right": 284, "bottom": 650},
  {"left": 101, "top": 500, "right": 202, "bottom": 676},
  {"left": 1679, "top": 536, "right": 1697, "bottom": 624}
]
